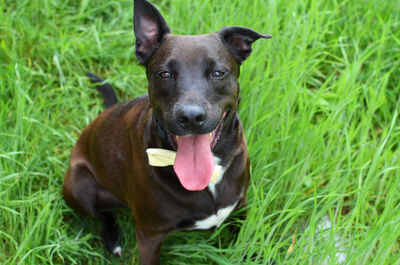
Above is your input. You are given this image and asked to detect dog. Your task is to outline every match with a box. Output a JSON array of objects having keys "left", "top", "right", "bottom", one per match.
[{"left": 62, "top": 0, "right": 271, "bottom": 264}]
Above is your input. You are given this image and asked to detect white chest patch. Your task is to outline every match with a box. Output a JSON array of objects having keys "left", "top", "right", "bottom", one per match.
[
  {"left": 208, "top": 156, "right": 227, "bottom": 198},
  {"left": 192, "top": 201, "right": 237, "bottom": 230}
]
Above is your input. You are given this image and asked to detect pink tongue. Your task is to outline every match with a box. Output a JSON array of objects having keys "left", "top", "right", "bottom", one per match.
[{"left": 174, "top": 134, "right": 215, "bottom": 191}]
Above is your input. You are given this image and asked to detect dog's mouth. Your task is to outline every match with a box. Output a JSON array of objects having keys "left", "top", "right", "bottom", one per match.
[
  {"left": 167, "top": 112, "right": 225, "bottom": 151},
  {"left": 166, "top": 112, "right": 226, "bottom": 191}
]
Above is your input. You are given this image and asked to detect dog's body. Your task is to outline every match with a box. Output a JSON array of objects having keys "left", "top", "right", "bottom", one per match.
[{"left": 63, "top": 0, "right": 270, "bottom": 264}]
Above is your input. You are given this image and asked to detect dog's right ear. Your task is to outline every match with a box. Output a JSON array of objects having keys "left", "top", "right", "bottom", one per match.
[{"left": 134, "top": 0, "right": 171, "bottom": 65}]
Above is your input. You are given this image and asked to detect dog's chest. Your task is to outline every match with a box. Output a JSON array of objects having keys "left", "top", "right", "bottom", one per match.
[
  {"left": 172, "top": 155, "right": 245, "bottom": 231},
  {"left": 191, "top": 201, "right": 238, "bottom": 230},
  {"left": 189, "top": 162, "right": 239, "bottom": 230}
]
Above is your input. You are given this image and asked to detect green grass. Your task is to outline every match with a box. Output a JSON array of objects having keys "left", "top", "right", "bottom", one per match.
[{"left": 1, "top": 0, "right": 400, "bottom": 264}]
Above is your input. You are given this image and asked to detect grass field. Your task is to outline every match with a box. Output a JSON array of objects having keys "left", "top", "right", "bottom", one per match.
[{"left": 1, "top": 0, "right": 400, "bottom": 264}]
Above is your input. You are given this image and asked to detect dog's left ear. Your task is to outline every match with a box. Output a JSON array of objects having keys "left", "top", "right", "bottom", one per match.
[
  {"left": 134, "top": 0, "right": 171, "bottom": 65},
  {"left": 218, "top": 26, "right": 272, "bottom": 64}
]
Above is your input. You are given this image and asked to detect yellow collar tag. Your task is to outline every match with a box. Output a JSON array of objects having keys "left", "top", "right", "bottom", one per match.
[{"left": 146, "top": 148, "right": 222, "bottom": 184}]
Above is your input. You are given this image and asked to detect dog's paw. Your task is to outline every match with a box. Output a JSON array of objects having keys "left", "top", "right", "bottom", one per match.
[{"left": 112, "top": 245, "right": 122, "bottom": 257}]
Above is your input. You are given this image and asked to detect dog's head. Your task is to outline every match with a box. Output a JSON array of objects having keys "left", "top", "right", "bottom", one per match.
[{"left": 134, "top": 0, "right": 271, "bottom": 190}]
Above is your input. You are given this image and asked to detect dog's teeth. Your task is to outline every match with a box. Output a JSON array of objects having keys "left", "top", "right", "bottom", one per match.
[
  {"left": 209, "top": 133, "right": 212, "bottom": 140},
  {"left": 176, "top": 136, "right": 179, "bottom": 140}
]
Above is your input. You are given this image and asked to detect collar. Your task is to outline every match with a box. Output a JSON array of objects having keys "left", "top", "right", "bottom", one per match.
[{"left": 146, "top": 148, "right": 222, "bottom": 184}]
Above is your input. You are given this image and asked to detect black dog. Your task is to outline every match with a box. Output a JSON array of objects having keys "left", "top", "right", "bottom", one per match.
[{"left": 63, "top": 0, "right": 271, "bottom": 264}]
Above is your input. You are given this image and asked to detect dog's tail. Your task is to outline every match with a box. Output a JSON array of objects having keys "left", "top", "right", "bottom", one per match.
[{"left": 87, "top": 72, "right": 118, "bottom": 108}]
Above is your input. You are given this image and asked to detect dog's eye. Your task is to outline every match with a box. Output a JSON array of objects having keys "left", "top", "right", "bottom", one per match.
[
  {"left": 212, "top": 71, "right": 225, "bottom": 78},
  {"left": 159, "top": 71, "right": 173, "bottom": 79}
]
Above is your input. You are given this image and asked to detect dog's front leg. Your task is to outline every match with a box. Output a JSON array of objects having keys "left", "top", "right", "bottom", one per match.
[{"left": 136, "top": 228, "right": 166, "bottom": 265}]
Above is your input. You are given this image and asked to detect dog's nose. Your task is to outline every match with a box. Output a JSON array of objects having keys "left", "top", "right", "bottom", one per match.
[{"left": 176, "top": 105, "right": 207, "bottom": 130}]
